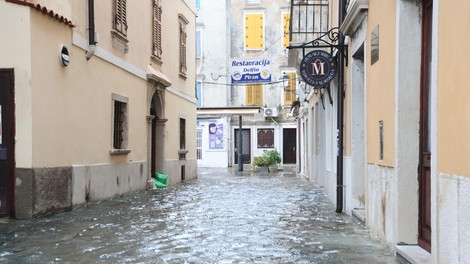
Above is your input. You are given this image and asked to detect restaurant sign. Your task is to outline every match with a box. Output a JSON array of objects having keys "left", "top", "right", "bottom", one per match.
[
  {"left": 299, "top": 50, "right": 337, "bottom": 87},
  {"left": 230, "top": 58, "right": 272, "bottom": 84}
]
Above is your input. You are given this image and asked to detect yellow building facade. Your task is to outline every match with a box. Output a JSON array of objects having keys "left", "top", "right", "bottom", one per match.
[{"left": 0, "top": 0, "right": 197, "bottom": 219}]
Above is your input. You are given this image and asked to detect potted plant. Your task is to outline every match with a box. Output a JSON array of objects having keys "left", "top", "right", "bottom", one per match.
[
  {"left": 252, "top": 155, "right": 270, "bottom": 172},
  {"left": 264, "top": 149, "right": 282, "bottom": 173}
]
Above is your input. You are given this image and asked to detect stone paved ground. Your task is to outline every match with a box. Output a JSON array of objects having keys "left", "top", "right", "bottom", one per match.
[{"left": 0, "top": 167, "right": 397, "bottom": 263}]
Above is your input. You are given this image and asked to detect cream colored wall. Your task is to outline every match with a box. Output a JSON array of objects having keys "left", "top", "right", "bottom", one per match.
[
  {"left": 437, "top": 1, "right": 470, "bottom": 177},
  {"left": 30, "top": 11, "right": 148, "bottom": 167},
  {"left": 36, "top": 0, "right": 72, "bottom": 19},
  {"left": 366, "top": 0, "right": 396, "bottom": 166},
  {"left": 0, "top": 2, "right": 33, "bottom": 168}
]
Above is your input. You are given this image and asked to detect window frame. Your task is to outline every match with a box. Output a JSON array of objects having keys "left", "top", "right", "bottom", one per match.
[
  {"left": 111, "top": 93, "right": 130, "bottom": 155},
  {"left": 257, "top": 128, "right": 275, "bottom": 148},
  {"left": 283, "top": 72, "right": 297, "bottom": 106}
]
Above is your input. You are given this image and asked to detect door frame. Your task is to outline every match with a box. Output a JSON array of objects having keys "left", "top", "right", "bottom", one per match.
[
  {"left": 0, "top": 69, "right": 15, "bottom": 218},
  {"left": 418, "top": 0, "right": 433, "bottom": 252}
]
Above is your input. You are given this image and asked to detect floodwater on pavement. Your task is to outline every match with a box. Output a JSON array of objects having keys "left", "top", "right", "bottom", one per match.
[{"left": 0, "top": 168, "right": 397, "bottom": 263}]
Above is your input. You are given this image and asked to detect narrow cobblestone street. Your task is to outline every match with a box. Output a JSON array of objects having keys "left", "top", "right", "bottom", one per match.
[{"left": 0, "top": 168, "right": 397, "bottom": 263}]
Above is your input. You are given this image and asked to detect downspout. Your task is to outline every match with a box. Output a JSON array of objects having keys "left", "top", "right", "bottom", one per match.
[
  {"left": 86, "top": 0, "right": 96, "bottom": 60},
  {"left": 335, "top": 0, "right": 346, "bottom": 213}
]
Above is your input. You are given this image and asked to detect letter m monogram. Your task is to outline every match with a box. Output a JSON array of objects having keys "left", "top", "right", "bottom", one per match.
[{"left": 311, "top": 59, "right": 325, "bottom": 76}]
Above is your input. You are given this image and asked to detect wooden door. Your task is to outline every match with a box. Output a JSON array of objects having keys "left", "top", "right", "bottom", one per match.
[
  {"left": 418, "top": 0, "right": 433, "bottom": 252},
  {"left": 234, "top": 129, "right": 251, "bottom": 164},
  {"left": 0, "top": 69, "right": 15, "bottom": 217},
  {"left": 283, "top": 128, "right": 296, "bottom": 164}
]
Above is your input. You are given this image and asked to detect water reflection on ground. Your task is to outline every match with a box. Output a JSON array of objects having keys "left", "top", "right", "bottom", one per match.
[{"left": 0, "top": 168, "right": 397, "bottom": 263}]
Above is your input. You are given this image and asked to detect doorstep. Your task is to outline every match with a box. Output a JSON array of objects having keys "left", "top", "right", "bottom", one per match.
[
  {"left": 396, "top": 245, "right": 431, "bottom": 264},
  {"left": 352, "top": 208, "right": 365, "bottom": 224}
]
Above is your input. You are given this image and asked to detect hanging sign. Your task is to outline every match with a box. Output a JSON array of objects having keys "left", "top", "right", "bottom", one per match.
[
  {"left": 230, "top": 58, "right": 272, "bottom": 84},
  {"left": 299, "top": 50, "right": 337, "bottom": 87}
]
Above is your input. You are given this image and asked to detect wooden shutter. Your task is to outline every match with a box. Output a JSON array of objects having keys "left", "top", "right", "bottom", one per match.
[
  {"left": 246, "top": 85, "right": 263, "bottom": 106},
  {"left": 115, "top": 0, "right": 127, "bottom": 35},
  {"left": 153, "top": 0, "right": 162, "bottom": 57},
  {"left": 283, "top": 13, "right": 290, "bottom": 48},
  {"left": 284, "top": 73, "right": 296, "bottom": 105},
  {"left": 246, "top": 85, "right": 254, "bottom": 106},
  {"left": 245, "top": 14, "right": 264, "bottom": 49}
]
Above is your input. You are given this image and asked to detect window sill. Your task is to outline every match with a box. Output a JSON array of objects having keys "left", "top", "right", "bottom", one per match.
[
  {"left": 111, "top": 30, "right": 129, "bottom": 54},
  {"left": 110, "top": 149, "right": 131, "bottom": 155},
  {"left": 179, "top": 72, "right": 187, "bottom": 80},
  {"left": 151, "top": 54, "right": 163, "bottom": 65}
]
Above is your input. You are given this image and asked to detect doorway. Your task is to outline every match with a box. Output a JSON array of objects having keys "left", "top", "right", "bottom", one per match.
[
  {"left": 234, "top": 129, "right": 250, "bottom": 164},
  {"left": 150, "top": 91, "right": 166, "bottom": 178},
  {"left": 0, "top": 69, "right": 15, "bottom": 217},
  {"left": 418, "top": 0, "right": 433, "bottom": 252},
  {"left": 283, "top": 128, "right": 296, "bottom": 164}
]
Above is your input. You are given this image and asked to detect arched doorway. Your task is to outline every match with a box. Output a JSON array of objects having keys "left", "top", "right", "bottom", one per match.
[{"left": 149, "top": 89, "right": 167, "bottom": 179}]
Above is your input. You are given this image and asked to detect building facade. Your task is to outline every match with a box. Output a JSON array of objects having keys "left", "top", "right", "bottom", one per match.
[
  {"left": 196, "top": 0, "right": 298, "bottom": 169},
  {"left": 0, "top": 0, "right": 197, "bottom": 219},
  {"left": 294, "top": 0, "right": 470, "bottom": 262}
]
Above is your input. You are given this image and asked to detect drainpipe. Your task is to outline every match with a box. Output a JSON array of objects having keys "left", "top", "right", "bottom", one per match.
[
  {"left": 86, "top": 0, "right": 96, "bottom": 60},
  {"left": 336, "top": 0, "right": 346, "bottom": 214}
]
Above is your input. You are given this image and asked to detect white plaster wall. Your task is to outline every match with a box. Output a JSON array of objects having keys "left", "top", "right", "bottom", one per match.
[
  {"left": 72, "top": 162, "right": 147, "bottom": 205},
  {"left": 367, "top": 164, "right": 397, "bottom": 247},
  {"left": 393, "top": 0, "right": 421, "bottom": 245},
  {"left": 437, "top": 174, "right": 470, "bottom": 264},
  {"left": 196, "top": 0, "right": 229, "bottom": 108},
  {"left": 197, "top": 119, "right": 229, "bottom": 168},
  {"left": 0, "top": 2, "right": 33, "bottom": 168}
]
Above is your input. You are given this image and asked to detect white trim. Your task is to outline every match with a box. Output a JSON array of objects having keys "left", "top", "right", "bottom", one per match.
[
  {"left": 431, "top": 0, "right": 439, "bottom": 262},
  {"left": 72, "top": 33, "right": 146, "bottom": 80}
]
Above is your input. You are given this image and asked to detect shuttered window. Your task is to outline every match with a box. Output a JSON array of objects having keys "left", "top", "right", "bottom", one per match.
[
  {"left": 179, "top": 15, "right": 188, "bottom": 76},
  {"left": 245, "top": 13, "right": 264, "bottom": 49},
  {"left": 246, "top": 84, "right": 263, "bottom": 106},
  {"left": 257, "top": 129, "right": 274, "bottom": 148},
  {"left": 153, "top": 0, "right": 162, "bottom": 58},
  {"left": 283, "top": 12, "right": 290, "bottom": 48},
  {"left": 284, "top": 72, "right": 296, "bottom": 105},
  {"left": 114, "top": 0, "right": 127, "bottom": 36}
]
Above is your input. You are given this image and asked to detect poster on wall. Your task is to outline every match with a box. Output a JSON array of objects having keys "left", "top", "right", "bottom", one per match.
[{"left": 208, "top": 122, "right": 224, "bottom": 150}]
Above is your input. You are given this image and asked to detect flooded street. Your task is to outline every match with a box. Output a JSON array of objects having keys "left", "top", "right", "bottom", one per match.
[{"left": 0, "top": 168, "right": 397, "bottom": 263}]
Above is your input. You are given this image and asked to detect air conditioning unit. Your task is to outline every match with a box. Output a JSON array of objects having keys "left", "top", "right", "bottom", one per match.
[{"left": 264, "top": 107, "right": 278, "bottom": 117}]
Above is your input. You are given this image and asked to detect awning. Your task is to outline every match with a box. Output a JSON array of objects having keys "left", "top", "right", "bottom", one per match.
[{"left": 197, "top": 107, "right": 261, "bottom": 117}]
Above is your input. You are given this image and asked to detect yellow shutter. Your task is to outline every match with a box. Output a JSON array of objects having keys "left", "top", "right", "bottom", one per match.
[
  {"left": 246, "top": 85, "right": 254, "bottom": 105},
  {"left": 283, "top": 13, "right": 290, "bottom": 48},
  {"left": 246, "top": 85, "right": 263, "bottom": 106},
  {"left": 245, "top": 14, "right": 264, "bottom": 49},
  {"left": 254, "top": 85, "right": 263, "bottom": 105},
  {"left": 284, "top": 73, "right": 296, "bottom": 105}
]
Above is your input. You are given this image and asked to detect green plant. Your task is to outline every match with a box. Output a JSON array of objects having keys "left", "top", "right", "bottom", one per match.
[
  {"left": 252, "top": 155, "right": 270, "bottom": 167},
  {"left": 264, "top": 149, "right": 282, "bottom": 166}
]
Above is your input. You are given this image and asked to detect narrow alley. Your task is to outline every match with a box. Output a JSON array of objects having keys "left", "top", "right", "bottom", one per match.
[{"left": 0, "top": 168, "right": 397, "bottom": 263}]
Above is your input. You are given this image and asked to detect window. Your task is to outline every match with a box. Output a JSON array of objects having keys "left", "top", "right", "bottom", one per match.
[
  {"left": 284, "top": 72, "right": 296, "bottom": 106},
  {"left": 153, "top": 0, "right": 162, "bottom": 59},
  {"left": 246, "top": 84, "right": 263, "bottom": 106},
  {"left": 112, "top": 94, "right": 129, "bottom": 153},
  {"left": 282, "top": 12, "right": 290, "bottom": 48},
  {"left": 179, "top": 15, "right": 189, "bottom": 76},
  {"left": 196, "top": 129, "right": 202, "bottom": 159},
  {"left": 113, "top": 0, "right": 127, "bottom": 36},
  {"left": 244, "top": 13, "right": 264, "bottom": 50},
  {"left": 196, "top": 0, "right": 200, "bottom": 9},
  {"left": 180, "top": 118, "right": 186, "bottom": 149},
  {"left": 196, "top": 30, "right": 202, "bottom": 59},
  {"left": 257, "top": 129, "right": 274, "bottom": 148}
]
